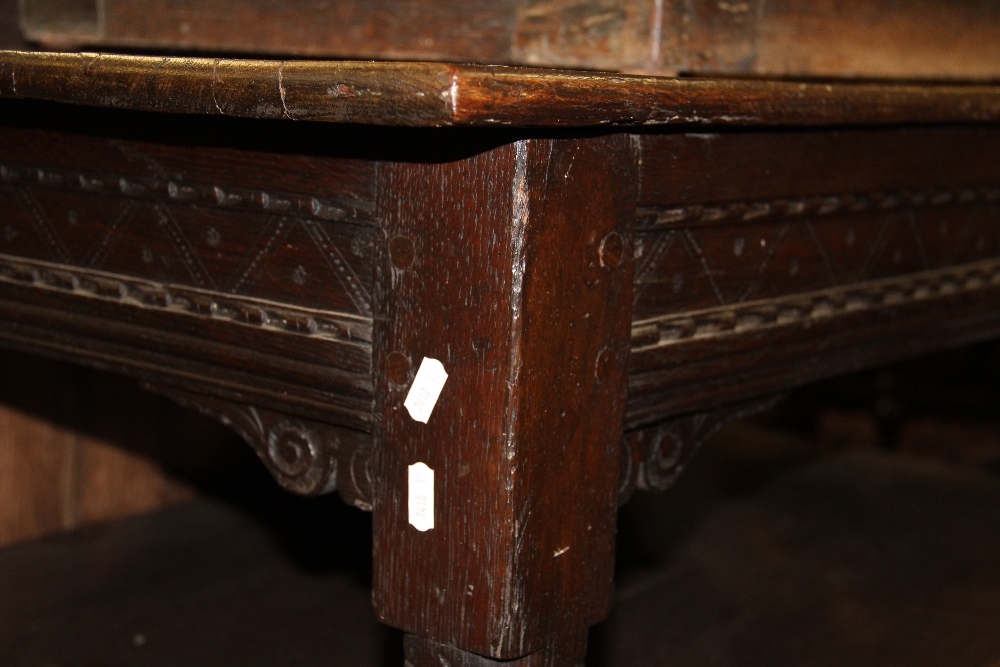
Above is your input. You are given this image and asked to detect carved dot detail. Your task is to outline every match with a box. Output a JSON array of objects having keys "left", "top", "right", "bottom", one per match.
[
  {"left": 205, "top": 227, "right": 222, "bottom": 247},
  {"left": 672, "top": 273, "right": 683, "bottom": 293},
  {"left": 732, "top": 237, "right": 745, "bottom": 256}
]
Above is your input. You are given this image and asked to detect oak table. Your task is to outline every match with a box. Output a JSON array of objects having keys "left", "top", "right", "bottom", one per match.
[{"left": 2, "top": 51, "right": 1000, "bottom": 666}]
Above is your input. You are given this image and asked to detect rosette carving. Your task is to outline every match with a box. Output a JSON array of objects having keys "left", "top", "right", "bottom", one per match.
[
  {"left": 620, "top": 394, "right": 784, "bottom": 505},
  {"left": 150, "top": 386, "right": 373, "bottom": 509}
]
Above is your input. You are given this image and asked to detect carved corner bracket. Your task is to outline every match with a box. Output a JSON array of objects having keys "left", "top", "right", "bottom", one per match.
[
  {"left": 619, "top": 394, "right": 785, "bottom": 505},
  {"left": 146, "top": 385, "right": 373, "bottom": 510}
]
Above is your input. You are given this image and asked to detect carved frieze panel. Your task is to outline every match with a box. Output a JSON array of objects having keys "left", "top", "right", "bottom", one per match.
[
  {"left": 0, "top": 129, "right": 378, "bottom": 427},
  {"left": 633, "top": 200, "right": 1000, "bottom": 320},
  {"left": 629, "top": 128, "right": 1000, "bottom": 428},
  {"left": 0, "top": 165, "right": 375, "bottom": 316},
  {"left": 0, "top": 125, "right": 377, "bottom": 318}
]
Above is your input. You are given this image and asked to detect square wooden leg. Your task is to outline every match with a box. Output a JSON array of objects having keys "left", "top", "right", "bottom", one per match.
[{"left": 371, "top": 135, "right": 639, "bottom": 664}]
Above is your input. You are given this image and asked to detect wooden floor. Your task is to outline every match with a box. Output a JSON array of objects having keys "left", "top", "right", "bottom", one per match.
[{"left": 2, "top": 419, "right": 1000, "bottom": 667}]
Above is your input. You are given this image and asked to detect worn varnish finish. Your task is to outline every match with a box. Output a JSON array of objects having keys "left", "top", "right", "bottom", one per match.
[
  {"left": 2, "top": 54, "right": 1000, "bottom": 665},
  {"left": 5, "top": 51, "right": 1000, "bottom": 128},
  {"left": 372, "top": 136, "right": 637, "bottom": 664},
  {"left": 18, "top": 0, "right": 1000, "bottom": 81}
]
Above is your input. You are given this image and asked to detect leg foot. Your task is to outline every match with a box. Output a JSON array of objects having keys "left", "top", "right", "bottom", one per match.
[{"left": 404, "top": 634, "right": 585, "bottom": 667}]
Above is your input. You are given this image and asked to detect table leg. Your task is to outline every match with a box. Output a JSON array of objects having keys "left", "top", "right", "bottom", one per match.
[{"left": 371, "top": 134, "right": 639, "bottom": 664}]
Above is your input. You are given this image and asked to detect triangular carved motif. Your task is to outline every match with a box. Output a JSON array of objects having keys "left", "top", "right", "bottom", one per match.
[
  {"left": 805, "top": 213, "right": 895, "bottom": 285},
  {"left": 160, "top": 203, "right": 286, "bottom": 293},
  {"left": 223, "top": 214, "right": 297, "bottom": 295},
  {"left": 239, "top": 217, "right": 374, "bottom": 316},
  {"left": 301, "top": 219, "right": 372, "bottom": 317},
  {"left": 21, "top": 187, "right": 140, "bottom": 267},
  {"left": 681, "top": 221, "right": 801, "bottom": 306},
  {"left": 0, "top": 185, "right": 57, "bottom": 261},
  {"left": 98, "top": 200, "right": 209, "bottom": 287},
  {"left": 860, "top": 211, "right": 933, "bottom": 280},
  {"left": 751, "top": 221, "right": 835, "bottom": 300},
  {"left": 7, "top": 184, "right": 72, "bottom": 264},
  {"left": 633, "top": 229, "right": 725, "bottom": 314}
]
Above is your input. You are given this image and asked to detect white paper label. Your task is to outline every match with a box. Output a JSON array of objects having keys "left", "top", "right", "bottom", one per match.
[
  {"left": 403, "top": 357, "right": 448, "bottom": 424},
  {"left": 408, "top": 462, "right": 435, "bottom": 532}
]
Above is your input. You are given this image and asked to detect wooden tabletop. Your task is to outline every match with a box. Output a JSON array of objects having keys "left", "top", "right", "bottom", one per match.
[{"left": 3, "top": 50, "right": 1000, "bottom": 128}]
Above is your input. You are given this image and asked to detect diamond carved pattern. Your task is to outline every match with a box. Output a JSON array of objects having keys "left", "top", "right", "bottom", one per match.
[
  {"left": 0, "top": 180, "right": 374, "bottom": 317},
  {"left": 633, "top": 204, "right": 1000, "bottom": 320}
]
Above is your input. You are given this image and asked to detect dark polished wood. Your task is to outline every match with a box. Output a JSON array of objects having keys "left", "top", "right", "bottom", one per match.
[
  {"left": 371, "top": 134, "right": 636, "bottom": 664},
  {"left": 5, "top": 51, "right": 1000, "bottom": 128},
  {"left": 18, "top": 0, "right": 1000, "bottom": 81},
  {"left": 1, "top": 50, "right": 999, "bottom": 665},
  {"left": 626, "top": 126, "right": 1000, "bottom": 427}
]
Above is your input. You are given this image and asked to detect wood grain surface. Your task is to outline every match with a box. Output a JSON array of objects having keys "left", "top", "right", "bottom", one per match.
[
  {"left": 0, "top": 118, "right": 375, "bottom": 432},
  {"left": 1, "top": 35, "right": 1000, "bottom": 666},
  {"left": 3, "top": 51, "right": 1000, "bottom": 128},
  {"left": 17, "top": 0, "right": 1000, "bottom": 81},
  {"left": 625, "top": 126, "right": 1000, "bottom": 428},
  {"left": 371, "top": 135, "right": 637, "bottom": 664},
  {"left": 0, "top": 407, "right": 193, "bottom": 548}
]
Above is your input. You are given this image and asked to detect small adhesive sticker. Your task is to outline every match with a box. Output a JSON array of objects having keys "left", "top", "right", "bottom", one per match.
[
  {"left": 408, "top": 462, "right": 435, "bottom": 532},
  {"left": 403, "top": 357, "right": 448, "bottom": 424}
]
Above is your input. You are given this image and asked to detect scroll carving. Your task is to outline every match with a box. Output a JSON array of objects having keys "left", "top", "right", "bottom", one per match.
[
  {"left": 150, "top": 385, "right": 373, "bottom": 510},
  {"left": 619, "top": 394, "right": 784, "bottom": 505}
]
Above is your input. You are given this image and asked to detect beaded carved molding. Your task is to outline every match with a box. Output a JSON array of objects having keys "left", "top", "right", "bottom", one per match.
[
  {"left": 0, "top": 161, "right": 375, "bottom": 317},
  {"left": 632, "top": 257, "right": 1000, "bottom": 351},
  {"left": 0, "top": 253, "right": 372, "bottom": 345}
]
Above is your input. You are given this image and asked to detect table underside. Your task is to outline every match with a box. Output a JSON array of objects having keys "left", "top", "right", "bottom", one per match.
[{"left": 2, "top": 101, "right": 1000, "bottom": 505}]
